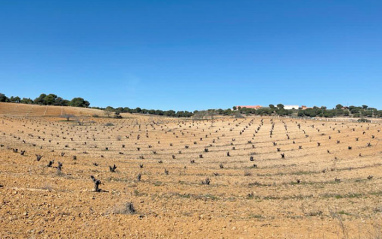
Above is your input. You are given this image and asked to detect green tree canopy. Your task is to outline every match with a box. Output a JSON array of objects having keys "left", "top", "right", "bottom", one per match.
[
  {"left": 20, "top": 98, "right": 33, "bottom": 104},
  {"left": 70, "top": 97, "right": 90, "bottom": 107},
  {"left": 34, "top": 93, "right": 47, "bottom": 104},
  {"left": 10, "top": 96, "right": 21, "bottom": 103},
  {"left": 44, "top": 94, "right": 58, "bottom": 105}
]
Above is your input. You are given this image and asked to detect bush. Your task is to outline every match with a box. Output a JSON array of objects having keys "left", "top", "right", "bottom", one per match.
[
  {"left": 358, "top": 118, "right": 371, "bottom": 123},
  {"left": 114, "top": 112, "right": 123, "bottom": 119},
  {"left": 113, "top": 202, "right": 136, "bottom": 214}
]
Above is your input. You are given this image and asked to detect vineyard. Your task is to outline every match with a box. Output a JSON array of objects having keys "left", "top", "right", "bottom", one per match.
[{"left": 1, "top": 103, "right": 382, "bottom": 238}]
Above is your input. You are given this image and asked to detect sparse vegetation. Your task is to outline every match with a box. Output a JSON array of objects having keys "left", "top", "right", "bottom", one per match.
[{"left": 0, "top": 102, "right": 382, "bottom": 238}]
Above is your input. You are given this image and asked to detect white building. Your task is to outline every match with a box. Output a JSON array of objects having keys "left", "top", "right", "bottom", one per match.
[{"left": 284, "top": 105, "right": 299, "bottom": 110}]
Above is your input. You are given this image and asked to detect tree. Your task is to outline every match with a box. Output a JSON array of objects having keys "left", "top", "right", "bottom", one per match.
[
  {"left": 34, "top": 94, "right": 47, "bottom": 105},
  {"left": 234, "top": 111, "right": 244, "bottom": 118},
  {"left": 10, "top": 96, "right": 21, "bottom": 103},
  {"left": 277, "top": 104, "right": 284, "bottom": 109},
  {"left": 114, "top": 112, "right": 122, "bottom": 119},
  {"left": 324, "top": 111, "right": 334, "bottom": 118},
  {"left": 277, "top": 109, "right": 287, "bottom": 116},
  {"left": 350, "top": 107, "right": 360, "bottom": 114},
  {"left": 148, "top": 109, "right": 156, "bottom": 115},
  {"left": 362, "top": 105, "right": 368, "bottom": 110},
  {"left": 363, "top": 110, "right": 372, "bottom": 117},
  {"left": 44, "top": 94, "right": 57, "bottom": 105},
  {"left": 61, "top": 114, "right": 75, "bottom": 121},
  {"left": 223, "top": 108, "right": 232, "bottom": 115},
  {"left": 164, "top": 110, "right": 176, "bottom": 117},
  {"left": 206, "top": 109, "right": 217, "bottom": 120},
  {"left": 335, "top": 104, "right": 343, "bottom": 110},
  {"left": 353, "top": 113, "right": 361, "bottom": 118},
  {"left": 193, "top": 110, "right": 208, "bottom": 120},
  {"left": 115, "top": 107, "right": 124, "bottom": 114},
  {"left": 335, "top": 108, "right": 344, "bottom": 116},
  {"left": 20, "top": 98, "right": 33, "bottom": 104},
  {"left": 54, "top": 97, "right": 69, "bottom": 106},
  {"left": 69, "top": 97, "right": 90, "bottom": 107},
  {"left": 155, "top": 109, "right": 164, "bottom": 115},
  {"left": 123, "top": 107, "right": 132, "bottom": 113},
  {"left": 184, "top": 111, "right": 193, "bottom": 117},
  {"left": 104, "top": 106, "right": 114, "bottom": 117},
  {"left": 0, "top": 93, "right": 9, "bottom": 102},
  {"left": 269, "top": 104, "right": 275, "bottom": 109},
  {"left": 232, "top": 106, "right": 237, "bottom": 111}
]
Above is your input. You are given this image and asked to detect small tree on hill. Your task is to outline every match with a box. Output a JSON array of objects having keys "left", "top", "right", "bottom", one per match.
[
  {"left": 61, "top": 114, "right": 75, "bottom": 121},
  {"left": 104, "top": 106, "right": 114, "bottom": 117},
  {"left": 70, "top": 97, "right": 90, "bottom": 107}
]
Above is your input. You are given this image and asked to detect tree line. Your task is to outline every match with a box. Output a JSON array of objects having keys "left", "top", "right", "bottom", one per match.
[
  {"left": 0, "top": 93, "right": 90, "bottom": 108},
  {"left": 235, "top": 104, "right": 382, "bottom": 118},
  {"left": 93, "top": 106, "right": 194, "bottom": 118},
  {"left": 95, "top": 104, "right": 382, "bottom": 119},
  {"left": 1, "top": 92, "right": 381, "bottom": 119},
  {"left": 297, "top": 104, "right": 382, "bottom": 118}
]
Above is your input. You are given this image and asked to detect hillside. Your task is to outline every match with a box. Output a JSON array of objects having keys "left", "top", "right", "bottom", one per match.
[{"left": 0, "top": 102, "right": 105, "bottom": 117}]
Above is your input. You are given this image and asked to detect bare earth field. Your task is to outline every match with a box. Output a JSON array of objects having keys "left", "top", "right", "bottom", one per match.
[{"left": 1, "top": 103, "right": 382, "bottom": 238}]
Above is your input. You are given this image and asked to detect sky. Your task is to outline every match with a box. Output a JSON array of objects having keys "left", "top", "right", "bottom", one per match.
[{"left": 0, "top": 0, "right": 381, "bottom": 111}]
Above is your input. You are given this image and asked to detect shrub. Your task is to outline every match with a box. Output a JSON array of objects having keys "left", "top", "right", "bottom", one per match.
[
  {"left": 113, "top": 202, "right": 136, "bottom": 214},
  {"left": 357, "top": 118, "right": 371, "bottom": 123}
]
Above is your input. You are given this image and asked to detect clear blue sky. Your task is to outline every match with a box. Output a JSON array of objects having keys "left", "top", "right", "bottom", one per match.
[{"left": 0, "top": 0, "right": 381, "bottom": 111}]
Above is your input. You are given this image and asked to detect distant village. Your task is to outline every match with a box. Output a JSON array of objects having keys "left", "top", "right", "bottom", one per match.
[{"left": 235, "top": 105, "right": 308, "bottom": 110}]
